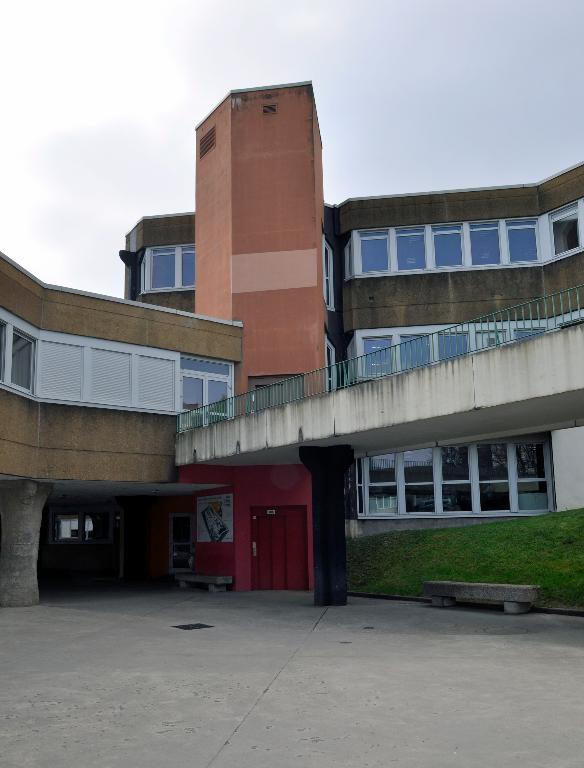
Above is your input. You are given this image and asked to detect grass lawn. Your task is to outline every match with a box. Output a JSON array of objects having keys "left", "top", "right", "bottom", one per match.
[{"left": 346, "top": 509, "right": 584, "bottom": 608}]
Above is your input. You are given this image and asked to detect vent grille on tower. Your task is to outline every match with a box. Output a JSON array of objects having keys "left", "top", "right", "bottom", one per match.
[{"left": 199, "top": 126, "right": 216, "bottom": 158}]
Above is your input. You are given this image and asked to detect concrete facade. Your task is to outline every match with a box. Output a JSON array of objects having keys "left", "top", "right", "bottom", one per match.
[{"left": 551, "top": 426, "right": 584, "bottom": 511}]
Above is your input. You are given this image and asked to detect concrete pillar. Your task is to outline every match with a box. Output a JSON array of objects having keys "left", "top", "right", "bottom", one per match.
[
  {"left": 300, "top": 445, "right": 354, "bottom": 607},
  {"left": 551, "top": 427, "right": 584, "bottom": 511},
  {"left": 0, "top": 480, "right": 52, "bottom": 607}
]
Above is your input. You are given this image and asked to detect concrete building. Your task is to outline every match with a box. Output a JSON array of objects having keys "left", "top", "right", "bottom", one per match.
[{"left": 2, "top": 81, "right": 584, "bottom": 607}]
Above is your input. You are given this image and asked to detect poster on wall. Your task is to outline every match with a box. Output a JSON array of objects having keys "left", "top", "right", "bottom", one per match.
[{"left": 197, "top": 494, "right": 234, "bottom": 543}]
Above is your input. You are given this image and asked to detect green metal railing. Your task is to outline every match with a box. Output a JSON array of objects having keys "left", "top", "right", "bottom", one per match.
[{"left": 177, "top": 283, "right": 584, "bottom": 433}]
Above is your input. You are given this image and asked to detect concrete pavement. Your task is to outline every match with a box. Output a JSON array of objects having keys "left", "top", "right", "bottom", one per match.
[{"left": 1, "top": 585, "right": 584, "bottom": 767}]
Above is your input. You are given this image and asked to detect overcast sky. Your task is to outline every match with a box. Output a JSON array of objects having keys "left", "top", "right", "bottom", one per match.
[{"left": 1, "top": 0, "right": 583, "bottom": 298}]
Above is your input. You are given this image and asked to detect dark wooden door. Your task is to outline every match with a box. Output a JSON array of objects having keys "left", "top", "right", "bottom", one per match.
[{"left": 251, "top": 506, "right": 308, "bottom": 590}]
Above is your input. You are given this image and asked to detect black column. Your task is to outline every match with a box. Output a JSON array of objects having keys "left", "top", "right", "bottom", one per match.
[{"left": 300, "top": 445, "right": 354, "bottom": 607}]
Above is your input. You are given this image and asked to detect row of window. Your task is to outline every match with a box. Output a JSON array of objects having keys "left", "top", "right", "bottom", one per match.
[
  {"left": 0, "top": 309, "right": 234, "bottom": 414},
  {"left": 346, "top": 201, "right": 583, "bottom": 277},
  {"left": 355, "top": 323, "right": 546, "bottom": 373},
  {"left": 140, "top": 245, "right": 195, "bottom": 293},
  {"left": 0, "top": 323, "right": 35, "bottom": 392},
  {"left": 357, "top": 440, "right": 551, "bottom": 517}
]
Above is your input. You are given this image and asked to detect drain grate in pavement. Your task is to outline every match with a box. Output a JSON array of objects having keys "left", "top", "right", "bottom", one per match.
[{"left": 173, "top": 623, "right": 214, "bottom": 630}]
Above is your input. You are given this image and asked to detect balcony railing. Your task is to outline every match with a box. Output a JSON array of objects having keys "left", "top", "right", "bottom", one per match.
[{"left": 177, "top": 283, "right": 584, "bottom": 433}]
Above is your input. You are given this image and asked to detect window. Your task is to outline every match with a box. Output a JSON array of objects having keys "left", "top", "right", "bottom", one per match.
[
  {"left": 323, "top": 239, "right": 334, "bottom": 308},
  {"left": 477, "top": 443, "right": 509, "bottom": 511},
  {"left": 515, "top": 328, "right": 545, "bottom": 341},
  {"left": 433, "top": 224, "right": 463, "bottom": 267},
  {"left": 180, "top": 357, "right": 232, "bottom": 412},
  {"left": 363, "top": 336, "right": 393, "bottom": 376},
  {"left": 53, "top": 509, "right": 111, "bottom": 542},
  {"left": 404, "top": 448, "right": 434, "bottom": 513},
  {"left": 151, "top": 247, "right": 175, "bottom": 289},
  {"left": 516, "top": 443, "right": 548, "bottom": 510},
  {"left": 360, "top": 231, "right": 388, "bottom": 272},
  {"left": 397, "top": 227, "right": 425, "bottom": 270},
  {"left": 507, "top": 219, "right": 538, "bottom": 263},
  {"left": 325, "top": 337, "right": 336, "bottom": 391},
  {"left": 344, "top": 237, "right": 354, "bottom": 278},
  {"left": 368, "top": 453, "right": 398, "bottom": 514},
  {"left": 475, "top": 329, "right": 507, "bottom": 349},
  {"left": 470, "top": 221, "right": 500, "bottom": 265},
  {"left": 181, "top": 247, "right": 195, "bottom": 287},
  {"left": 399, "top": 335, "right": 431, "bottom": 369},
  {"left": 0, "top": 323, "right": 4, "bottom": 380},
  {"left": 359, "top": 439, "right": 550, "bottom": 518},
  {"left": 11, "top": 331, "right": 34, "bottom": 391},
  {"left": 551, "top": 206, "right": 580, "bottom": 255},
  {"left": 141, "top": 245, "right": 196, "bottom": 292},
  {"left": 438, "top": 331, "right": 469, "bottom": 360},
  {"left": 441, "top": 446, "right": 472, "bottom": 512}
]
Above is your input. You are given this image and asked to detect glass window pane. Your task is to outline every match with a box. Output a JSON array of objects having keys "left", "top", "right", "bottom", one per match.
[
  {"left": 368, "top": 485, "right": 398, "bottom": 514},
  {"left": 438, "top": 332, "right": 469, "bottom": 360},
  {"left": 182, "top": 377, "right": 203, "bottom": 410},
  {"left": 508, "top": 225, "right": 537, "bottom": 263},
  {"left": 476, "top": 330, "right": 507, "bottom": 349},
  {"left": 471, "top": 227, "right": 500, "bottom": 265},
  {"left": 515, "top": 328, "right": 545, "bottom": 341},
  {"left": 442, "top": 483, "right": 472, "bottom": 512},
  {"left": 181, "top": 357, "right": 230, "bottom": 376},
  {"left": 11, "top": 332, "right": 33, "bottom": 390},
  {"left": 208, "top": 379, "right": 229, "bottom": 404},
  {"left": 369, "top": 453, "right": 396, "bottom": 484},
  {"left": 54, "top": 512, "right": 80, "bottom": 541},
  {"left": 181, "top": 247, "right": 195, "bottom": 286},
  {"left": 477, "top": 444, "right": 508, "bottom": 480},
  {"left": 151, "top": 248, "right": 175, "bottom": 288},
  {"left": 361, "top": 236, "right": 388, "bottom": 272},
  {"left": 433, "top": 228, "right": 462, "bottom": 267},
  {"left": 403, "top": 448, "right": 433, "bottom": 483},
  {"left": 517, "top": 481, "right": 548, "bottom": 510},
  {"left": 363, "top": 337, "right": 392, "bottom": 375},
  {"left": 479, "top": 482, "right": 510, "bottom": 511},
  {"left": 84, "top": 511, "right": 110, "bottom": 541},
  {"left": 405, "top": 485, "right": 435, "bottom": 513},
  {"left": 0, "top": 324, "right": 4, "bottom": 379},
  {"left": 397, "top": 229, "right": 426, "bottom": 270},
  {"left": 516, "top": 444, "right": 545, "bottom": 478},
  {"left": 400, "top": 335, "right": 430, "bottom": 368},
  {"left": 552, "top": 209, "right": 579, "bottom": 255},
  {"left": 441, "top": 446, "right": 469, "bottom": 480}
]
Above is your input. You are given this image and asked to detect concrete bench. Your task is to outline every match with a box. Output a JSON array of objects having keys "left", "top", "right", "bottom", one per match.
[
  {"left": 423, "top": 581, "right": 539, "bottom": 614},
  {"left": 175, "top": 574, "right": 232, "bottom": 592}
]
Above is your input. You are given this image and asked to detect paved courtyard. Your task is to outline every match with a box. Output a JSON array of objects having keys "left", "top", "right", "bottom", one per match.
[{"left": 1, "top": 586, "right": 584, "bottom": 767}]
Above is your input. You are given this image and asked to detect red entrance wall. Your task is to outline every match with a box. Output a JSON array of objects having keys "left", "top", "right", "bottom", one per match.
[{"left": 180, "top": 464, "right": 313, "bottom": 591}]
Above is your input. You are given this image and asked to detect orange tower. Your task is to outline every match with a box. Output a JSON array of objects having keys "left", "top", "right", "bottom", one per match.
[{"left": 194, "top": 82, "right": 325, "bottom": 393}]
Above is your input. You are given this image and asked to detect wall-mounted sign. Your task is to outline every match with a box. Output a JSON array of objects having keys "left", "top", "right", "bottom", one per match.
[{"left": 197, "top": 494, "right": 233, "bottom": 543}]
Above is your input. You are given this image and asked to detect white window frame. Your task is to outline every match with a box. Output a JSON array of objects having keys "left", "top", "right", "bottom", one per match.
[
  {"left": 432, "top": 223, "right": 464, "bottom": 270},
  {"left": 141, "top": 244, "right": 196, "bottom": 293},
  {"left": 469, "top": 220, "right": 502, "bottom": 267},
  {"left": 358, "top": 437, "right": 552, "bottom": 519},
  {"left": 325, "top": 336, "right": 336, "bottom": 391},
  {"left": 357, "top": 230, "right": 390, "bottom": 275},
  {"left": 322, "top": 238, "right": 335, "bottom": 309},
  {"left": 8, "top": 328, "right": 35, "bottom": 394},
  {"left": 505, "top": 218, "right": 539, "bottom": 265},
  {"left": 549, "top": 204, "right": 581, "bottom": 258},
  {"left": 180, "top": 356, "right": 233, "bottom": 412}
]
